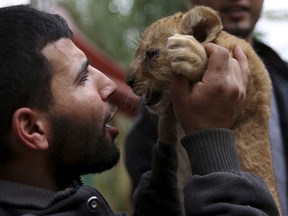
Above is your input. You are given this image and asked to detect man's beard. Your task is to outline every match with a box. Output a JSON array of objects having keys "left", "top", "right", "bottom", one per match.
[
  {"left": 224, "top": 26, "right": 252, "bottom": 40},
  {"left": 223, "top": 21, "right": 255, "bottom": 40},
  {"left": 48, "top": 110, "right": 120, "bottom": 182}
]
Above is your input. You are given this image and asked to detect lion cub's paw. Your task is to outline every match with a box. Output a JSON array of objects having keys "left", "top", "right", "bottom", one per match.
[{"left": 167, "top": 34, "right": 207, "bottom": 82}]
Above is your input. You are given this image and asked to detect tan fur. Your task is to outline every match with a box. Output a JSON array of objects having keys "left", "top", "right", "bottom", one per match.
[{"left": 126, "top": 6, "right": 281, "bottom": 214}]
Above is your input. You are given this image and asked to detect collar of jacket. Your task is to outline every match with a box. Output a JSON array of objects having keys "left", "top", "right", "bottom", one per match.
[{"left": 0, "top": 179, "right": 81, "bottom": 209}]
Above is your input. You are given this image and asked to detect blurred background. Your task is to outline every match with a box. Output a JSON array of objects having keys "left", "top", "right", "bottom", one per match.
[{"left": 0, "top": 0, "right": 287, "bottom": 213}]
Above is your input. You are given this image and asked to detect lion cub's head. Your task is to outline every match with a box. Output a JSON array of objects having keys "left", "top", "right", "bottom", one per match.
[{"left": 126, "top": 6, "right": 223, "bottom": 115}]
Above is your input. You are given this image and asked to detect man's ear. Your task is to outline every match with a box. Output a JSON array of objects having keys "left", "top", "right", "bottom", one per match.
[
  {"left": 181, "top": 5, "right": 223, "bottom": 43},
  {"left": 12, "top": 108, "right": 49, "bottom": 151}
]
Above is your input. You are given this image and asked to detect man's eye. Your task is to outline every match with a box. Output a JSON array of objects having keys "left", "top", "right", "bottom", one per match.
[{"left": 80, "top": 73, "right": 89, "bottom": 84}]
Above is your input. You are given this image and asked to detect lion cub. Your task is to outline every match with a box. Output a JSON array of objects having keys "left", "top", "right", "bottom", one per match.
[{"left": 126, "top": 5, "right": 281, "bottom": 214}]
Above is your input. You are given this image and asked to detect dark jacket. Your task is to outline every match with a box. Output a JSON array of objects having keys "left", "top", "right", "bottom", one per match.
[
  {"left": 254, "top": 40, "right": 288, "bottom": 150},
  {"left": 0, "top": 129, "right": 279, "bottom": 215},
  {"left": 254, "top": 39, "right": 288, "bottom": 215}
]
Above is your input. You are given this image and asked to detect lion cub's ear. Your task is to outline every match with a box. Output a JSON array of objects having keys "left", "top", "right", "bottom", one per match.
[{"left": 180, "top": 6, "right": 223, "bottom": 43}]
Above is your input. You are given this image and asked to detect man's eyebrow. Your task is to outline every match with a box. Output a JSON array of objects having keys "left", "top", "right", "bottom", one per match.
[{"left": 75, "top": 59, "right": 89, "bottom": 82}]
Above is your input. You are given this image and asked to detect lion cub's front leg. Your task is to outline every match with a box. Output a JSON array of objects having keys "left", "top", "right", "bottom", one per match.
[{"left": 167, "top": 33, "right": 207, "bottom": 81}]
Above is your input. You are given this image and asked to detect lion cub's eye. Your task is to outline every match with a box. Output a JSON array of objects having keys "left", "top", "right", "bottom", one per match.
[{"left": 145, "top": 49, "right": 159, "bottom": 59}]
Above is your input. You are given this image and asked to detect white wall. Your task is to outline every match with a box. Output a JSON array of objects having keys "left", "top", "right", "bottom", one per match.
[{"left": 256, "top": 0, "right": 288, "bottom": 61}]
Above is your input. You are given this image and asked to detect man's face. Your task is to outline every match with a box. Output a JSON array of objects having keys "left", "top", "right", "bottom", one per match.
[
  {"left": 190, "top": 0, "right": 264, "bottom": 39},
  {"left": 42, "top": 38, "right": 120, "bottom": 177}
]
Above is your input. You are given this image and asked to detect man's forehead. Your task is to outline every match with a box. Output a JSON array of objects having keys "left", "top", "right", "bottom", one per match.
[
  {"left": 42, "top": 38, "right": 86, "bottom": 75},
  {"left": 42, "top": 38, "right": 82, "bottom": 60}
]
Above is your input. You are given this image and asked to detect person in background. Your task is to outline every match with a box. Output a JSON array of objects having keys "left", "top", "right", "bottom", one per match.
[
  {"left": 125, "top": 0, "right": 288, "bottom": 214},
  {"left": 0, "top": 4, "right": 279, "bottom": 216}
]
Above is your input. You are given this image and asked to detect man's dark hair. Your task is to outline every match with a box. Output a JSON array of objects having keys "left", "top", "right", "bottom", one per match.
[{"left": 0, "top": 5, "right": 73, "bottom": 161}]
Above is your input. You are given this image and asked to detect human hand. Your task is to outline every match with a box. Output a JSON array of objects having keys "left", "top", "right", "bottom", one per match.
[{"left": 170, "top": 43, "right": 250, "bottom": 135}]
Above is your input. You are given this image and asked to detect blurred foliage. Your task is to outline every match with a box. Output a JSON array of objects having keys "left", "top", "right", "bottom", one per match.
[
  {"left": 45, "top": 0, "right": 190, "bottom": 68},
  {"left": 41, "top": 0, "right": 190, "bottom": 213}
]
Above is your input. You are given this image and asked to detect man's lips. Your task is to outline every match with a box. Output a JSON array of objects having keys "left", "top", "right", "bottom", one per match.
[
  {"left": 221, "top": 5, "right": 249, "bottom": 20},
  {"left": 105, "top": 105, "right": 119, "bottom": 139},
  {"left": 225, "top": 10, "right": 247, "bottom": 20},
  {"left": 105, "top": 124, "right": 119, "bottom": 138}
]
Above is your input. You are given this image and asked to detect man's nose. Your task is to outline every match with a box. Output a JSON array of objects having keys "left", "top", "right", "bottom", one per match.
[{"left": 97, "top": 70, "right": 117, "bottom": 101}]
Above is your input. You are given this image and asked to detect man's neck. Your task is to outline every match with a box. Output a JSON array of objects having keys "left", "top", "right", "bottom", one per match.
[{"left": 245, "top": 34, "right": 253, "bottom": 46}]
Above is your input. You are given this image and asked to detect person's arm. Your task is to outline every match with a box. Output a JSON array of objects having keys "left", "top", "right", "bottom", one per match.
[
  {"left": 182, "top": 128, "right": 279, "bottom": 215},
  {"left": 125, "top": 102, "right": 159, "bottom": 192},
  {"left": 131, "top": 97, "right": 182, "bottom": 216},
  {"left": 131, "top": 140, "right": 182, "bottom": 216},
  {"left": 170, "top": 43, "right": 279, "bottom": 215}
]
